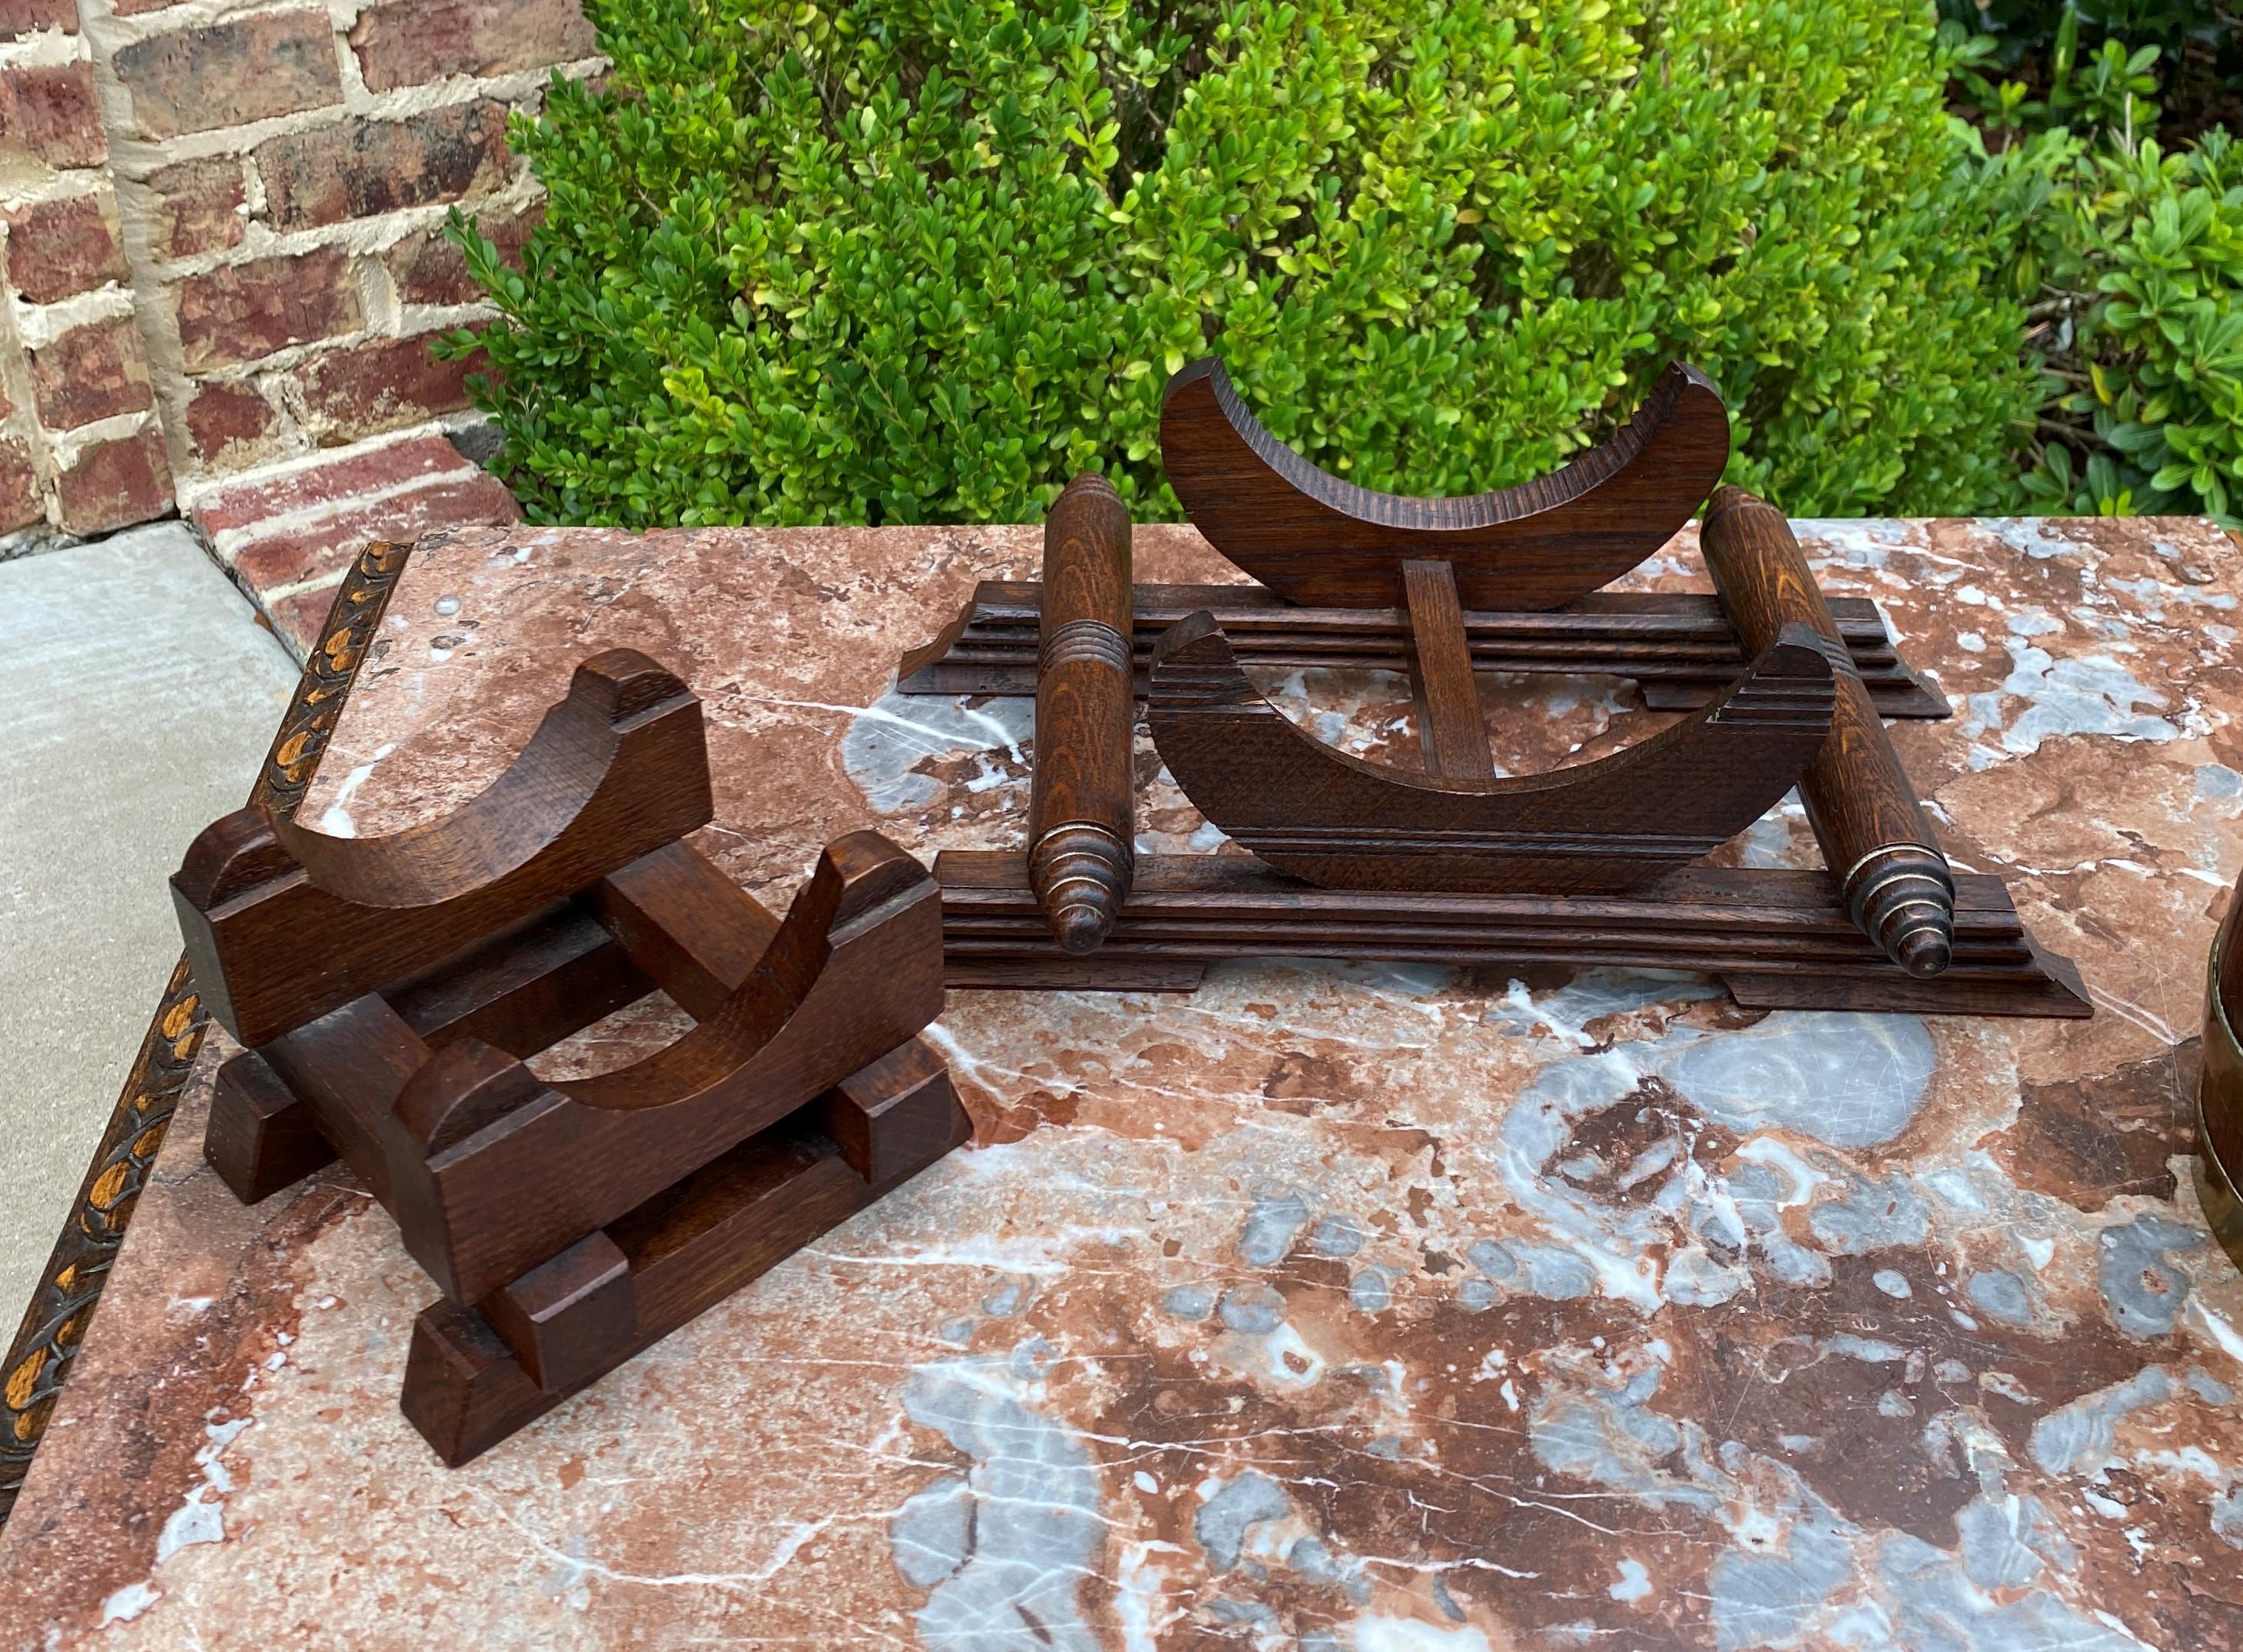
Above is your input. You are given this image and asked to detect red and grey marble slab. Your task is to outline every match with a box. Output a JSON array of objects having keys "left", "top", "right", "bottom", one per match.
[{"left": 4, "top": 517, "right": 2242, "bottom": 1650}]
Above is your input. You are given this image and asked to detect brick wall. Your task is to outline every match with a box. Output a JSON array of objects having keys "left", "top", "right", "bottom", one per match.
[
  {"left": 0, "top": 1, "right": 168, "bottom": 535},
  {"left": 0, "top": 0, "right": 595, "bottom": 572}
]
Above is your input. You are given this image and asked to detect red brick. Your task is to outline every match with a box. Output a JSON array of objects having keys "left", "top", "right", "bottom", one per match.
[
  {"left": 141, "top": 155, "right": 248, "bottom": 259},
  {"left": 0, "top": 0, "right": 78, "bottom": 36},
  {"left": 292, "top": 331, "right": 483, "bottom": 444},
  {"left": 185, "top": 379, "right": 284, "bottom": 467},
  {"left": 231, "top": 471, "right": 517, "bottom": 591},
  {"left": 256, "top": 100, "right": 510, "bottom": 232},
  {"left": 386, "top": 198, "right": 541, "bottom": 306},
  {"left": 349, "top": 0, "right": 594, "bottom": 93},
  {"left": 114, "top": 9, "right": 342, "bottom": 140},
  {"left": 0, "top": 60, "right": 105, "bottom": 169},
  {"left": 270, "top": 577, "right": 348, "bottom": 659},
  {"left": 194, "top": 431, "right": 477, "bottom": 532},
  {"left": 28, "top": 314, "right": 153, "bottom": 430},
  {"left": 112, "top": 0, "right": 190, "bottom": 15},
  {"left": 0, "top": 438, "right": 40, "bottom": 533},
  {"left": 5, "top": 191, "right": 125, "bottom": 303},
  {"left": 171, "top": 247, "right": 362, "bottom": 371},
  {"left": 55, "top": 424, "right": 173, "bottom": 534}
]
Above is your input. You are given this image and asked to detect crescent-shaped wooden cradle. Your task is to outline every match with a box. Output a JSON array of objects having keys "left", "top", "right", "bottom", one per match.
[
  {"left": 1159, "top": 357, "right": 1732, "bottom": 610},
  {"left": 1144, "top": 612, "right": 1838, "bottom": 893},
  {"left": 174, "top": 650, "right": 969, "bottom": 1464}
]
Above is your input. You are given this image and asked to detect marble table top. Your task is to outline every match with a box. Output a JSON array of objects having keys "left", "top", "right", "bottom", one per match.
[{"left": 4, "top": 514, "right": 2242, "bottom": 1651}]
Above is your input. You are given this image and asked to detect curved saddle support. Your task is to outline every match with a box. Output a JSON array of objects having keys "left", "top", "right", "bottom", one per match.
[
  {"left": 1159, "top": 358, "right": 1731, "bottom": 610},
  {"left": 174, "top": 650, "right": 713, "bottom": 1048},
  {"left": 1146, "top": 613, "right": 1837, "bottom": 895},
  {"left": 382, "top": 832, "right": 946, "bottom": 1304}
]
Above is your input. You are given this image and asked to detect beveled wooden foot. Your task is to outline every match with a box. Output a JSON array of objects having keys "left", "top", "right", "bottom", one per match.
[{"left": 204, "top": 1049, "right": 336, "bottom": 1203}]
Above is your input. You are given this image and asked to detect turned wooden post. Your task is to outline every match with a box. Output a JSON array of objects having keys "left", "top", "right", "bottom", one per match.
[
  {"left": 1028, "top": 474, "right": 1135, "bottom": 953},
  {"left": 1700, "top": 487, "right": 1955, "bottom": 978}
]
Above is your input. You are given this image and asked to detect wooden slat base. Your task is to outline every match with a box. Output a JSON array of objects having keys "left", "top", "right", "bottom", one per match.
[
  {"left": 401, "top": 1053, "right": 971, "bottom": 1467},
  {"left": 937, "top": 853, "right": 2089, "bottom": 1017},
  {"left": 898, "top": 583, "right": 1950, "bottom": 718}
]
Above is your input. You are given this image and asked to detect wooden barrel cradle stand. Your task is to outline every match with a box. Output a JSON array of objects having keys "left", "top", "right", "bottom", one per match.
[
  {"left": 173, "top": 650, "right": 969, "bottom": 1465},
  {"left": 2200, "top": 889, "right": 2243, "bottom": 1273},
  {"left": 919, "top": 356, "right": 2089, "bottom": 1019}
]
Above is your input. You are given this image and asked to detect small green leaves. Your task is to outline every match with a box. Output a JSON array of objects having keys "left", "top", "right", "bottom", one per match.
[{"left": 454, "top": 0, "right": 2048, "bottom": 527}]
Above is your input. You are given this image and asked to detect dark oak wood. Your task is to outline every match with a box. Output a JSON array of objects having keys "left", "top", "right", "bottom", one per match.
[
  {"left": 1701, "top": 487, "right": 1956, "bottom": 979},
  {"left": 388, "top": 902, "right": 646, "bottom": 1058},
  {"left": 936, "top": 852, "right": 2092, "bottom": 1016},
  {"left": 178, "top": 650, "right": 965, "bottom": 1463},
  {"left": 824, "top": 1039, "right": 965, "bottom": 1187},
  {"left": 261, "top": 994, "right": 433, "bottom": 1207},
  {"left": 1146, "top": 613, "right": 1835, "bottom": 894},
  {"left": 481, "top": 1232, "right": 635, "bottom": 1393},
  {"left": 324, "top": 833, "right": 945, "bottom": 1305},
  {"left": 1401, "top": 559, "right": 1495, "bottom": 782},
  {"left": 174, "top": 650, "right": 713, "bottom": 1048},
  {"left": 205, "top": 1049, "right": 334, "bottom": 1205},
  {"left": 896, "top": 582, "right": 1949, "bottom": 717},
  {"left": 1028, "top": 474, "right": 1135, "bottom": 953},
  {"left": 1159, "top": 358, "right": 1730, "bottom": 610},
  {"left": 588, "top": 842, "right": 776, "bottom": 1018},
  {"left": 400, "top": 1074, "right": 970, "bottom": 1468}
]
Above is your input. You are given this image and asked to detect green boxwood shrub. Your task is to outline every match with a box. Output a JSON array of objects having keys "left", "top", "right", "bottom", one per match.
[
  {"left": 1955, "top": 28, "right": 2243, "bottom": 522},
  {"left": 450, "top": 0, "right": 2041, "bottom": 527}
]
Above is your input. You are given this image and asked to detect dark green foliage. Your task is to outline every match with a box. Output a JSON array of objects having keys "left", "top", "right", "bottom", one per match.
[
  {"left": 1935, "top": 0, "right": 2239, "bottom": 115},
  {"left": 449, "top": 0, "right": 2042, "bottom": 527},
  {"left": 1953, "top": 21, "right": 2243, "bottom": 522}
]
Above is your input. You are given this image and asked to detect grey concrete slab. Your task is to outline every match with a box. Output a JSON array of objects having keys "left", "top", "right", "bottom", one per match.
[{"left": 0, "top": 524, "right": 296, "bottom": 1333}]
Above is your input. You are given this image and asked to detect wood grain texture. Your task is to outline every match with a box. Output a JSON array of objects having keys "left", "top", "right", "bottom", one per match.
[
  {"left": 480, "top": 1232, "right": 636, "bottom": 1394},
  {"left": 387, "top": 902, "right": 647, "bottom": 1059},
  {"left": 1028, "top": 474, "right": 1135, "bottom": 953},
  {"left": 383, "top": 832, "right": 945, "bottom": 1304},
  {"left": 1158, "top": 358, "right": 1730, "bottom": 609},
  {"left": 936, "top": 852, "right": 2092, "bottom": 1016},
  {"left": 172, "top": 645, "right": 966, "bottom": 1461},
  {"left": 1700, "top": 487, "right": 1956, "bottom": 978},
  {"left": 205, "top": 1048, "right": 335, "bottom": 1205},
  {"left": 219, "top": 910, "right": 664, "bottom": 1210},
  {"left": 174, "top": 650, "right": 713, "bottom": 1047},
  {"left": 400, "top": 1073, "right": 971, "bottom": 1468},
  {"left": 897, "top": 582, "right": 1950, "bottom": 716},
  {"left": 823, "top": 1039, "right": 964, "bottom": 1188},
  {"left": 1401, "top": 559, "right": 1494, "bottom": 782},
  {"left": 589, "top": 842, "right": 779, "bottom": 1018},
  {"left": 1145, "top": 612, "right": 1835, "bottom": 894}
]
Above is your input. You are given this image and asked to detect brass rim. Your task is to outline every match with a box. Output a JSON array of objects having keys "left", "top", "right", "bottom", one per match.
[
  {"left": 2200, "top": 909, "right": 2243, "bottom": 1277},
  {"left": 2198, "top": 1091, "right": 2243, "bottom": 1277}
]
